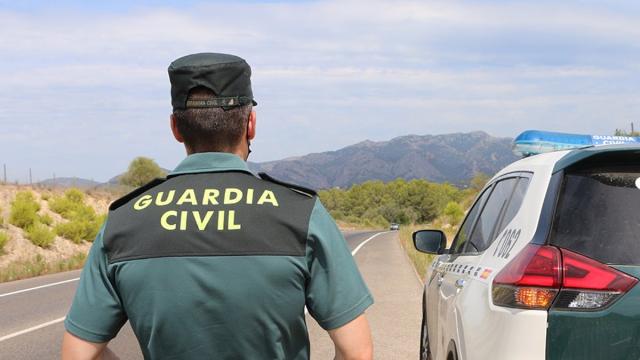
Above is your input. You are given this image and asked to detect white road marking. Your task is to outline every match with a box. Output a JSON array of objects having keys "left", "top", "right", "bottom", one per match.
[
  {"left": 0, "top": 317, "right": 65, "bottom": 343},
  {"left": 305, "top": 231, "right": 388, "bottom": 315},
  {"left": 0, "top": 277, "right": 80, "bottom": 298},
  {"left": 1, "top": 232, "right": 390, "bottom": 339},
  {"left": 351, "top": 231, "right": 389, "bottom": 256}
]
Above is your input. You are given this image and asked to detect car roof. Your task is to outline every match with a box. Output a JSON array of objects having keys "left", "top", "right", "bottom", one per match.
[{"left": 492, "top": 143, "right": 640, "bottom": 181}]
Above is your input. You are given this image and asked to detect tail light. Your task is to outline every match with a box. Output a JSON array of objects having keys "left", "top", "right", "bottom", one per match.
[{"left": 492, "top": 244, "right": 638, "bottom": 311}]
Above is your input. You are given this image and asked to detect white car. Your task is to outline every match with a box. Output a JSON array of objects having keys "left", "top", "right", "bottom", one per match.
[{"left": 414, "top": 131, "right": 640, "bottom": 360}]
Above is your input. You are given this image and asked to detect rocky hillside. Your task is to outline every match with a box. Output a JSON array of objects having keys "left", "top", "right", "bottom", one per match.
[
  {"left": 250, "top": 131, "right": 518, "bottom": 189},
  {"left": 38, "top": 131, "right": 518, "bottom": 190},
  {"left": 0, "top": 185, "right": 117, "bottom": 281}
]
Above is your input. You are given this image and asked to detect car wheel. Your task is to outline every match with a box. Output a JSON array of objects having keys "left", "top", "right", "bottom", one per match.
[{"left": 420, "top": 301, "right": 433, "bottom": 360}]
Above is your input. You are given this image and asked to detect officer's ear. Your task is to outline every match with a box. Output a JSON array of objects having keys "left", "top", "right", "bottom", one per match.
[
  {"left": 247, "top": 110, "right": 256, "bottom": 141},
  {"left": 170, "top": 114, "right": 185, "bottom": 143}
]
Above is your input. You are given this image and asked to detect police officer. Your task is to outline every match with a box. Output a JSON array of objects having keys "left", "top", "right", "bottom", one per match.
[{"left": 61, "top": 53, "right": 374, "bottom": 360}]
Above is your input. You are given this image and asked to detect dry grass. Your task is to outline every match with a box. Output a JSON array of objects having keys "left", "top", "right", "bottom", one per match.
[
  {"left": 0, "top": 231, "right": 9, "bottom": 254},
  {"left": 0, "top": 252, "right": 87, "bottom": 283}
]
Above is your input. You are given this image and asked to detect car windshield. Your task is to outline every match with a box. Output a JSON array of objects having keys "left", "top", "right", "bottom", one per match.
[{"left": 551, "top": 164, "right": 640, "bottom": 266}]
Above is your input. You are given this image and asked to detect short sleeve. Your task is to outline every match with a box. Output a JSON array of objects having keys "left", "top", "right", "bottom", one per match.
[
  {"left": 64, "top": 222, "right": 127, "bottom": 343},
  {"left": 305, "top": 199, "right": 374, "bottom": 330}
]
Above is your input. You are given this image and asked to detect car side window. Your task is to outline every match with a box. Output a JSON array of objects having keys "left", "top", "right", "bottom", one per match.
[
  {"left": 450, "top": 186, "right": 492, "bottom": 254},
  {"left": 493, "top": 177, "right": 530, "bottom": 238},
  {"left": 465, "top": 178, "right": 519, "bottom": 253}
]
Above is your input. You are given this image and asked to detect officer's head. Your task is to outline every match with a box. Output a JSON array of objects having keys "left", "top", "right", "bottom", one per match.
[{"left": 168, "top": 53, "right": 257, "bottom": 159}]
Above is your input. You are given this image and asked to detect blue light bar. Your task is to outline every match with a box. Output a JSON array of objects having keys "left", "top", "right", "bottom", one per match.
[{"left": 513, "top": 130, "right": 640, "bottom": 157}]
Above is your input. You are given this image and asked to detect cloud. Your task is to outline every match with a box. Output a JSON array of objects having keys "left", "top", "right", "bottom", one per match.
[{"left": 0, "top": 0, "right": 639, "bottom": 182}]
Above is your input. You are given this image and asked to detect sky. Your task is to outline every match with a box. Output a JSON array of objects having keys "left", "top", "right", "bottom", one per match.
[{"left": 1, "top": 0, "right": 639, "bottom": 183}]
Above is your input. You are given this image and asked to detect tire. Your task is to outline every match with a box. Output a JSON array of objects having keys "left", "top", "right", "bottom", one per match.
[{"left": 420, "top": 296, "right": 433, "bottom": 360}]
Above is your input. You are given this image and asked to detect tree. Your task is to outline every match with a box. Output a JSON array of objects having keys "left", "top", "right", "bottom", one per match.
[
  {"left": 614, "top": 128, "right": 640, "bottom": 137},
  {"left": 119, "top": 157, "right": 166, "bottom": 187},
  {"left": 443, "top": 201, "right": 464, "bottom": 226},
  {"left": 470, "top": 172, "right": 490, "bottom": 192}
]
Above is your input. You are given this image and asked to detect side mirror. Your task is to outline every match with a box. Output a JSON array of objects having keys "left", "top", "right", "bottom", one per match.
[{"left": 413, "top": 230, "right": 447, "bottom": 255}]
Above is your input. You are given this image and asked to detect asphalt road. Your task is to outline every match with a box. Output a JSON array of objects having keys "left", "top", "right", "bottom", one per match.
[{"left": 0, "top": 230, "right": 422, "bottom": 359}]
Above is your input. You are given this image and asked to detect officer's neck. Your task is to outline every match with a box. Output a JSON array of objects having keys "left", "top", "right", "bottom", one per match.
[{"left": 185, "top": 146, "right": 249, "bottom": 161}]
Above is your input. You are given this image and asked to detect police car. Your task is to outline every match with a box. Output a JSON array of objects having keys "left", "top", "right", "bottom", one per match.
[{"left": 414, "top": 130, "right": 640, "bottom": 360}]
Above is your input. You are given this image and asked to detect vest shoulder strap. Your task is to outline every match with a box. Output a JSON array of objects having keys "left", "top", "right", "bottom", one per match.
[
  {"left": 258, "top": 172, "right": 317, "bottom": 197},
  {"left": 109, "top": 178, "right": 167, "bottom": 211}
]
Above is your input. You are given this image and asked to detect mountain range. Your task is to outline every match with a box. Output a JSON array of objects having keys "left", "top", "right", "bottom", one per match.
[
  {"left": 39, "top": 131, "right": 519, "bottom": 190},
  {"left": 249, "top": 131, "right": 518, "bottom": 188}
]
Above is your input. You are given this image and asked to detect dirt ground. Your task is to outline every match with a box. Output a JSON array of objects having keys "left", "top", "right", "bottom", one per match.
[{"left": 0, "top": 185, "right": 117, "bottom": 269}]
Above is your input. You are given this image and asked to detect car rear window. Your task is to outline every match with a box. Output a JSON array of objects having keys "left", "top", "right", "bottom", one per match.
[{"left": 551, "top": 165, "right": 640, "bottom": 265}]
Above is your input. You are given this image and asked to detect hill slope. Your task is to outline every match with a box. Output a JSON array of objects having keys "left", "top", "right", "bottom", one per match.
[
  {"left": 37, "top": 177, "right": 101, "bottom": 189},
  {"left": 38, "top": 132, "right": 518, "bottom": 190},
  {"left": 250, "top": 131, "right": 518, "bottom": 189}
]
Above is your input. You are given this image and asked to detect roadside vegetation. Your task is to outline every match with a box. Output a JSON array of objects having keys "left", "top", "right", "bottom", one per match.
[
  {"left": 0, "top": 230, "right": 9, "bottom": 255},
  {"left": 9, "top": 191, "right": 56, "bottom": 248},
  {"left": 0, "top": 185, "right": 114, "bottom": 283},
  {"left": 320, "top": 179, "right": 471, "bottom": 227},
  {"left": 0, "top": 206, "right": 8, "bottom": 254},
  {"left": 320, "top": 174, "right": 489, "bottom": 278},
  {"left": 50, "top": 188, "right": 105, "bottom": 243},
  {"left": 25, "top": 222, "right": 55, "bottom": 248},
  {"left": 0, "top": 253, "right": 87, "bottom": 283},
  {"left": 9, "top": 191, "right": 41, "bottom": 229}
]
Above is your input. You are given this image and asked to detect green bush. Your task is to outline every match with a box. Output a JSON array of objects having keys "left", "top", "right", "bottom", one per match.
[
  {"left": 49, "top": 188, "right": 104, "bottom": 243},
  {"left": 9, "top": 191, "right": 41, "bottom": 229},
  {"left": 26, "top": 223, "right": 55, "bottom": 248},
  {"left": 49, "top": 188, "right": 87, "bottom": 219},
  {"left": 55, "top": 217, "right": 102, "bottom": 244},
  {"left": 39, "top": 213, "right": 53, "bottom": 226},
  {"left": 0, "top": 231, "right": 9, "bottom": 254},
  {"left": 319, "top": 178, "right": 470, "bottom": 227},
  {"left": 443, "top": 201, "right": 465, "bottom": 226}
]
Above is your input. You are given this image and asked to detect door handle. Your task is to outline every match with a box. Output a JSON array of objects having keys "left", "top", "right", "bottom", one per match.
[
  {"left": 455, "top": 279, "right": 466, "bottom": 289},
  {"left": 437, "top": 275, "right": 444, "bottom": 287}
]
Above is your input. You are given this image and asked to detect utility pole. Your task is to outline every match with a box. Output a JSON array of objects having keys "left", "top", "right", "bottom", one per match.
[
  {"left": 632, "top": 122, "right": 635, "bottom": 134},
  {"left": 29, "top": 168, "right": 32, "bottom": 185},
  {"left": 3, "top": 164, "right": 6, "bottom": 184}
]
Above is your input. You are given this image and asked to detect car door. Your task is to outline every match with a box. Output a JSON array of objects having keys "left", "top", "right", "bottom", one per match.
[
  {"left": 439, "top": 176, "right": 528, "bottom": 360},
  {"left": 428, "top": 185, "right": 492, "bottom": 360}
]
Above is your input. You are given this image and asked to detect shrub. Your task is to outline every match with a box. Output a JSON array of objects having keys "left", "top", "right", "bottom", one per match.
[
  {"left": 9, "top": 191, "right": 41, "bottom": 229},
  {"left": 55, "top": 218, "right": 102, "bottom": 244},
  {"left": 0, "top": 231, "right": 9, "bottom": 254},
  {"left": 49, "top": 188, "right": 87, "bottom": 219},
  {"left": 26, "top": 223, "right": 55, "bottom": 248},
  {"left": 39, "top": 213, "right": 53, "bottom": 226},
  {"left": 443, "top": 201, "right": 465, "bottom": 226},
  {"left": 65, "top": 188, "right": 85, "bottom": 203},
  {"left": 49, "top": 188, "right": 104, "bottom": 243}
]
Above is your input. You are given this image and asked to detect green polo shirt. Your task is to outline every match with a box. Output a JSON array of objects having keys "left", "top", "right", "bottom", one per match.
[{"left": 65, "top": 152, "right": 373, "bottom": 359}]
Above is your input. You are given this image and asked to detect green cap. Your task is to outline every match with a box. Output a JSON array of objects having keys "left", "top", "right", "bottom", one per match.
[{"left": 168, "top": 53, "right": 257, "bottom": 111}]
